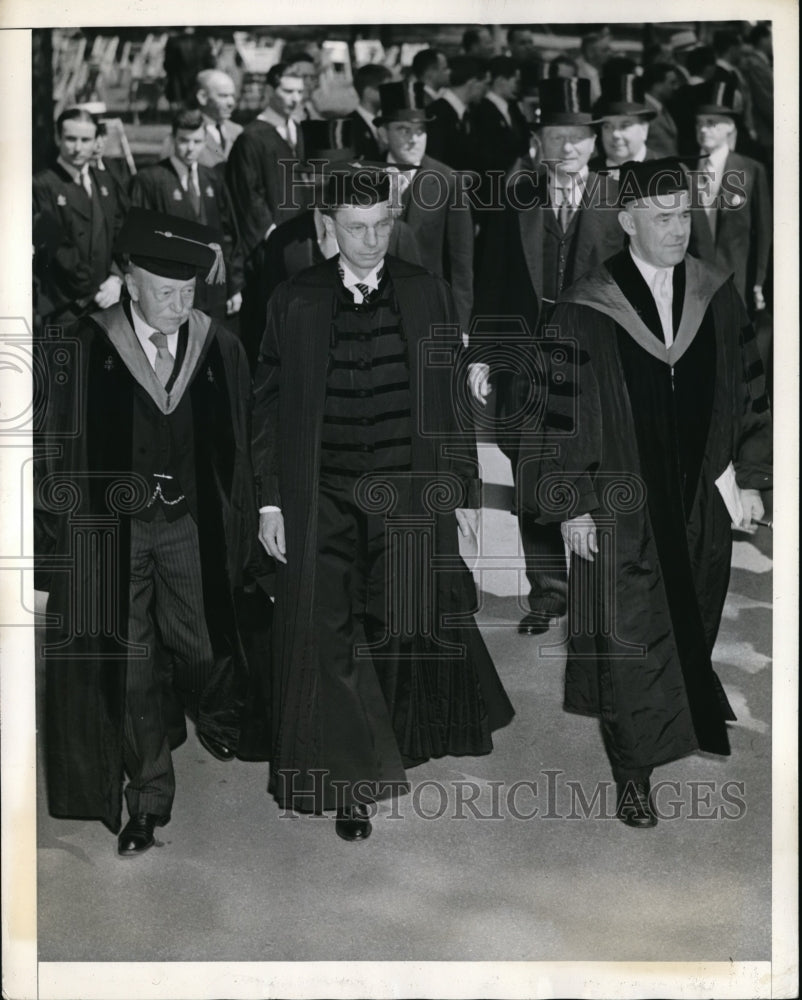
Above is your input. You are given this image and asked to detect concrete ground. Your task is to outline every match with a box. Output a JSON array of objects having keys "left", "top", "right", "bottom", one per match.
[{"left": 36, "top": 443, "right": 773, "bottom": 964}]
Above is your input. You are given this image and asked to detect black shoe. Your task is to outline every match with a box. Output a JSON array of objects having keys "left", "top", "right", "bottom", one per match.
[
  {"left": 518, "top": 611, "right": 560, "bottom": 635},
  {"left": 117, "top": 813, "right": 168, "bottom": 857},
  {"left": 198, "top": 731, "right": 236, "bottom": 762},
  {"left": 616, "top": 779, "right": 658, "bottom": 828},
  {"left": 335, "top": 804, "right": 372, "bottom": 842}
]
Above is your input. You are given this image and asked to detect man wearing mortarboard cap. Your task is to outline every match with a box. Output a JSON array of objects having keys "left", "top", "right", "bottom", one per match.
[
  {"left": 252, "top": 166, "right": 513, "bottom": 842},
  {"left": 521, "top": 157, "right": 772, "bottom": 827},
  {"left": 37, "top": 208, "right": 259, "bottom": 856}
]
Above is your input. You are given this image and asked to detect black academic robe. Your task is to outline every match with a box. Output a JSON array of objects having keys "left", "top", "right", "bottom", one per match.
[
  {"left": 523, "top": 251, "right": 771, "bottom": 772},
  {"left": 36, "top": 307, "right": 260, "bottom": 832},
  {"left": 426, "top": 97, "right": 476, "bottom": 170},
  {"left": 251, "top": 255, "right": 514, "bottom": 811}
]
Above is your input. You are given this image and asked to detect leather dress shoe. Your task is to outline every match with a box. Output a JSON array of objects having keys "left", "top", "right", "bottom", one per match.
[
  {"left": 518, "top": 611, "right": 560, "bottom": 636},
  {"left": 335, "top": 804, "right": 372, "bottom": 842},
  {"left": 198, "top": 731, "right": 236, "bottom": 761},
  {"left": 616, "top": 779, "right": 658, "bottom": 828},
  {"left": 117, "top": 813, "right": 168, "bottom": 857}
]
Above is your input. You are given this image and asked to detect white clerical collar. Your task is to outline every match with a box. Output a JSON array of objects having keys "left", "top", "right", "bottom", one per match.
[
  {"left": 130, "top": 303, "right": 179, "bottom": 368},
  {"left": 57, "top": 156, "right": 84, "bottom": 184},
  {"left": 339, "top": 256, "right": 385, "bottom": 294},
  {"left": 607, "top": 145, "right": 647, "bottom": 167},
  {"left": 629, "top": 248, "right": 674, "bottom": 290},
  {"left": 485, "top": 90, "right": 510, "bottom": 122},
  {"left": 441, "top": 89, "right": 467, "bottom": 120}
]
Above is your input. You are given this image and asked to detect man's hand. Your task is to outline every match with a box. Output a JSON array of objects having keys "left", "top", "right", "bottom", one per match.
[
  {"left": 467, "top": 362, "right": 492, "bottom": 406},
  {"left": 259, "top": 510, "right": 287, "bottom": 563},
  {"left": 753, "top": 285, "right": 766, "bottom": 312},
  {"left": 94, "top": 274, "right": 123, "bottom": 308},
  {"left": 734, "top": 488, "right": 764, "bottom": 534},
  {"left": 226, "top": 291, "right": 243, "bottom": 315},
  {"left": 455, "top": 508, "right": 479, "bottom": 538},
  {"left": 561, "top": 513, "right": 598, "bottom": 562}
]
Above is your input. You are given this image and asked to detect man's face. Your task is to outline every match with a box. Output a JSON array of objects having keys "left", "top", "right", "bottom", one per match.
[
  {"left": 57, "top": 119, "right": 97, "bottom": 169},
  {"left": 381, "top": 119, "right": 428, "bottom": 166},
  {"left": 539, "top": 125, "right": 596, "bottom": 175},
  {"left": 174, "top": 127, "right": 206, "bottom": 165},
  {"left": 286, "top": 60, "right": 318, "bottom": 101},
  {"left": 270, "top": 74, "right": 305, "bottom": 117},
  {"left": 619, "top": 190, "right": 691, "bottom": 268},
  {"left": 125, "top": 265, "right": 197, "bottom": 334},
  {"left": 433, "top": 53, "right": 451, "bottom": 90},
  {"left": 93, "top": 132, "right": 107, "bottom": 159},
  {"left": 696, "top": 114, "right": 735, "bottom": 152},
  {"left": 473, "top": 28, "right": 495, "bottom": 59},
  {"left": 654, "top": 69, "right": 681, "bottom": 103},
  {"left": 466, "top": 73, "right": 491, "bottom": 103},
  {"left": 199, "top": 75, "right": 237, "bottom": 122},
  {"left": 324, "top": 201, "right": 394, "bottom": 277},
  {"left": 601, "top": 116, "right": 650, "bottom": 164},
  {"left": 495, "top": 70, "right": 520, "bottom": 100},
  {"left": 583, "top": 36, "right": 612, "bottom": 69},
  {"left": 509, "top": 30, "right": 536, "bottom": 62}
]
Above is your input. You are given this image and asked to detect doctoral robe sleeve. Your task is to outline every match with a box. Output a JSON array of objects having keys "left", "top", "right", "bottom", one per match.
[
  {"left": 226, "top": 132, "right": 274, "bottom": 258},
  {"left": 251, "top": 284, "right": 285, "bottom": 509}
]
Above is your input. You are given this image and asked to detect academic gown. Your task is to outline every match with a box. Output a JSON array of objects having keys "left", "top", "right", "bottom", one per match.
[
  {"left": 252, "top": 255, "right": 514, "bottom": 811},
  {"left": 36, "top": 306, "right": 262, "bottom": 831},
  {"left": 524, "top": 250, "right": 771, "bottom": 772}
]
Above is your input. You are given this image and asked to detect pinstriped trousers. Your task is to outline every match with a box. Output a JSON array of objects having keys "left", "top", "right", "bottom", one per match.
[{"left": 124, "top": 510, "right": 214, "bottom": 818}]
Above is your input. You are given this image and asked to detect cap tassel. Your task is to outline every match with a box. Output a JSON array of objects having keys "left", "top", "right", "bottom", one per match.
[{"left": 206, "top": 242, "right": 226, "bottom": 286}]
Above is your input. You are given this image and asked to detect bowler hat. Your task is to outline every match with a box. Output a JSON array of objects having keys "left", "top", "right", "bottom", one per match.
[
  {"left": 374, "top": 80, "right": 434, "bottom": 126},
  {"left": 536, "top": 78, "right": 601, "bottom": 127},
  {"left": 617, "top": 156, "right": 689, "bottom": 206},
  {"left": 115, "top": 208, "right": 226, "bottom": 284},
  {"left": 692, "top": 79, "right": 744, "bottom": 118},
  {"left": 593, "top": 74, "right": 656, "bottom": 120}
]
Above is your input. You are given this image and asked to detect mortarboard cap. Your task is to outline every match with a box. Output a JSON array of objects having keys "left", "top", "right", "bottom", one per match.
[
  {"left": 114, "top": 208, "right": 226, "bottom": 284},
  {"left": 323, "top": 164, "right": 391, "bottom": 208},
  {"left": 617, "top": 157, "right": 689, "bottom": 206}
]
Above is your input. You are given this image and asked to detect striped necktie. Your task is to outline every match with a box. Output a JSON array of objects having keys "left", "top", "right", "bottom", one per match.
[
  {"left": 149, "top": 331, "right": 175, "bottom": 386},
  {"left": 339, "top": 263, "right": 384, "bottom": 304}
]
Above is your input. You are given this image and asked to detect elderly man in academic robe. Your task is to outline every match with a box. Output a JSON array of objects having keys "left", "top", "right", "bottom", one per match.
[
  {"left": 36, "top": 209, "right": 257, "bottom": 856},
  {"left": 252, "top": 167, "right": 513, "bottom": 843},
  {"left": 522, "top": 159, "right": 772, "bottom": 827}
]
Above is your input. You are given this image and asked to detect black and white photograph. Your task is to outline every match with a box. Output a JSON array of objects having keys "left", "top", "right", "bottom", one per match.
[{"left": 1, "top": 1, "right": 798, "bottom": 998}]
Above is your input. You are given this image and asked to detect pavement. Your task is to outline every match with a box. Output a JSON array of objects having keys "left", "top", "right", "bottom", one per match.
[{"left": 35, "top": 442, "right": 773, "bottom": 964}]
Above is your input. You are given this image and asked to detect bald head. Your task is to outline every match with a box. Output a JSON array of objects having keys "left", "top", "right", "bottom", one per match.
[{"left": 195, "top": 69, "right": 237, "bottom": 123}]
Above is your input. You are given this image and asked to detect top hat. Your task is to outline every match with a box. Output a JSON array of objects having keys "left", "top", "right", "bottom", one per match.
[
  {"left": 593, "top": 74, "right": 656, "bottom": 120},
  {"left": 115, "top": 208, "right": 226, "bottom": 284},
  {"left": 617, "top": 156, "right": 689, "bottom": 206},
  {"left": 374, "top": 80, "right": 434, "bottom": 126},
  {"left": 322, "top": 164, "right": 392, "bottom": 208},
  {"left": 692, "top": 79, "right": 744, "bottom": 118},
  {"left": 298, "top": 118, "right": 358, "bottom": 175},
  {"left": 535, "top": 78, "right": 601, "bottom": 127}
]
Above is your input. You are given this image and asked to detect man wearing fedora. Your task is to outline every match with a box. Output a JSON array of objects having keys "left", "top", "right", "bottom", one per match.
[
  {"left": 37, "top": 209, "right": 257, "bottom": 855},
  {"left": 471, "top": 77, "right": 624, "bottom": 637},
  {"left": 589, "top": 73, "right": 659, "bottom": 178},
  {"left": 687, "top": 80, "right": 772, "bottom": 312},
  {"left": 522, "top": 158, "right": 771, "bottom": 827},
  {"left": 375, "top": 79, "right": 475, "bottom": 331},
  {"left": 252, "top": 166, "right": 513, "bottom": 841}
]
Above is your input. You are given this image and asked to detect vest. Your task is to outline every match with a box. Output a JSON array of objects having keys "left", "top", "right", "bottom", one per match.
[{"left": 542, "top": 206, "right": 581, "bottom": 306}]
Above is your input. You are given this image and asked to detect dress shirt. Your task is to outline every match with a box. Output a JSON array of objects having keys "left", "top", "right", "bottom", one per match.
[
  {"left": 257, "top": 106, "right": 298, "bottom": 149},
  {"left": 339, "top": 256, "right": 385, "bottom": 303},
  {"left": 629, "top": 248, "right": 675, "bottom": 348},
  {"left": 485, "top": 90, "right": 512, "bottom": 126},
  {"left": 441, "top": 89, "right": 468, "bottom": 121},
  {"left": 130, "top": 303, "right": 179, "bottom": 369},
  {"left": 549, "top": 166, "right": 589, "bottom": 217},
  {"left": 57, "top": 156, "right": 92, "bottom": 195},
  {"left": 170, "top": 156, "right": 201, "bottom": 196},
  {"left": 202, "top": 115, "right": 225, "bottom": 149},
  {"left": 424, "top": 84, "right": 442, "bottom": 103},
  {"left": 698, "top": 143, "right": 729, "bottom": 204}
]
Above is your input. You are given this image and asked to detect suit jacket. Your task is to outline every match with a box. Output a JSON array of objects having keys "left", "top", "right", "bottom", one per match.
[
  {"left": 396, "top": 153, "right": 474, "bottom": 329},
  {"left": 225, "top": 119, "right": 308, "bottom": 260},
  {"left": 347, "top": 108, "right": 382, "bottom": 161},
  {"left": 426, "top": 98, "right": 476, "bottom": 170},
  {"left": 469, "top": 96, "right": 531, "bottom": 200},
  {"left": 740, "top": 50, "right": 773, "bottom": 151},
  {"left": 644, "top": 102, "right": 679, "bottom": 158},
  {"left": 130, "top": 159, "right": 245, "bottom": 301},
  {"left": 33, "top": 162, "right": 125, "bottom": 318},
  {"left": 688, "top": 150, "right": 772, "bottom": 300}
]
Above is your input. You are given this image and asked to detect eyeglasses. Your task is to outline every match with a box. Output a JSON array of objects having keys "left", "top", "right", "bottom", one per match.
[
  {"left": 338, "top": 220, "right": 395, "bottom": 238},
  {"left": 389, "top": 125, "right": 427, "bottom": 140}
]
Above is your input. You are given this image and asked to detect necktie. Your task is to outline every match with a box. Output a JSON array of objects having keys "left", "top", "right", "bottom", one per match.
[
  {"left": 653, "top": 269, "right": 674, "bottom": 348},
  {"left": 699, "top": 156, "right": 718, "bottom": 237},
  {"left": 187, "top": 164, "right": 201, "bottom": 214},
  {"left": 149, "top": 331, "right": 175, "bottom": 387},
  {"left": 79, "top": 166, "right": 92, "bottom": 198},
  {"left": 286, "top": 118, "right": 298, "bottom": 152},
  {"left": 557, "top": 188, "right": 571, "bottom": 231}
]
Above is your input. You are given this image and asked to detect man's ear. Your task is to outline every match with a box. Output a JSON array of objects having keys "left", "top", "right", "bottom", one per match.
[
  {"left": 124, "top": 270, "right": 139, "bottom": 301},
  {"left": 321, "top": 212, "right": 337, "bottom": 239},
  {"left": 196, "top": 88, "right": 208, "bottom": 108},
  {"left": 617, "top": 209, "right": 636, "bottom": 237},
  {"left": 377, "top": 125, "right": 389, "bottom": 146}
]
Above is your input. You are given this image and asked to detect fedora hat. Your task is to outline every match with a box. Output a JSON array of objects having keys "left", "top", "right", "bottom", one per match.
[
  {"left": 374, "top": 80, "right": 434, "bottom": 126},
  {"left": 535, "top": 77, "right": 601, "bottom": 127},
  {"left": 593, "top": 74, "right": 656, "bottom": 120}
]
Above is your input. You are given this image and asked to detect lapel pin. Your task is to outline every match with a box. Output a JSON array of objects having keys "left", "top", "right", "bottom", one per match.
[
  {"left": 57, "top": 194, "right": 67, "bottom": 206},
  {"left": 205, "top": 185, "right": 214, "bottom": 198},
  {"left": 100, "top": 185, "right": 109, "bottom": 197},
  {"left": 173, "top": 189, "right": 183, "bottom": 201}
]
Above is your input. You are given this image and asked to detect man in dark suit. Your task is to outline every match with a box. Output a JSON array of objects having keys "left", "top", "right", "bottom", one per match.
[
  {"left": 252, "top": 167, "right": 513, "bottom": 841},
  {"left": 688, "top": 80, "right": 771, "bottom": 312},
  {"left": 376, "top": 80, "right": 474, "bottom": 330},
  {"left": 641, "top": 62, "right": 682, "bottom": 158},
  {"left": 471, "top": 77, "right": 625, "bottom": 636},
  {"left": 589, "top": 73, "right": 659, "bottom": 178},
  {"left": 411, "top": 48, "right": 451, "bottom": 106},
  {"left": 426, "top": 55, "right": 490, "bottom": 170},
  {"left": 131, "top": 109, "right": 245, "bottom": 325},
  {"left": 347, "top": 64, "right": 392, "bottom": 161},
  {"left": 33, "top": 107, "right": 126, "bottom": 326}
]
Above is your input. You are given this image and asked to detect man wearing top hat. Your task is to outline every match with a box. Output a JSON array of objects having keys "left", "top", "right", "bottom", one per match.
[
  {"left": 687, "top": 79, "right": 772, "bottom": 312},
  {"left": 589, "top": 74, "right": 659, "bottom": 179},
  {"left": 375, "top": 79, "right": 475, "bottom": 331},
  {"left": 522, "top": 158, "right": 771, "bottom": 827},
  {"left": 37, "top": 208, "right": 256, "bottom": 855},
  {"left": 471, "top": 77, "right": 624, "bottom": 637},
  {"left": 252, "top": 166, "right": 513, "bottom": 842}
]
